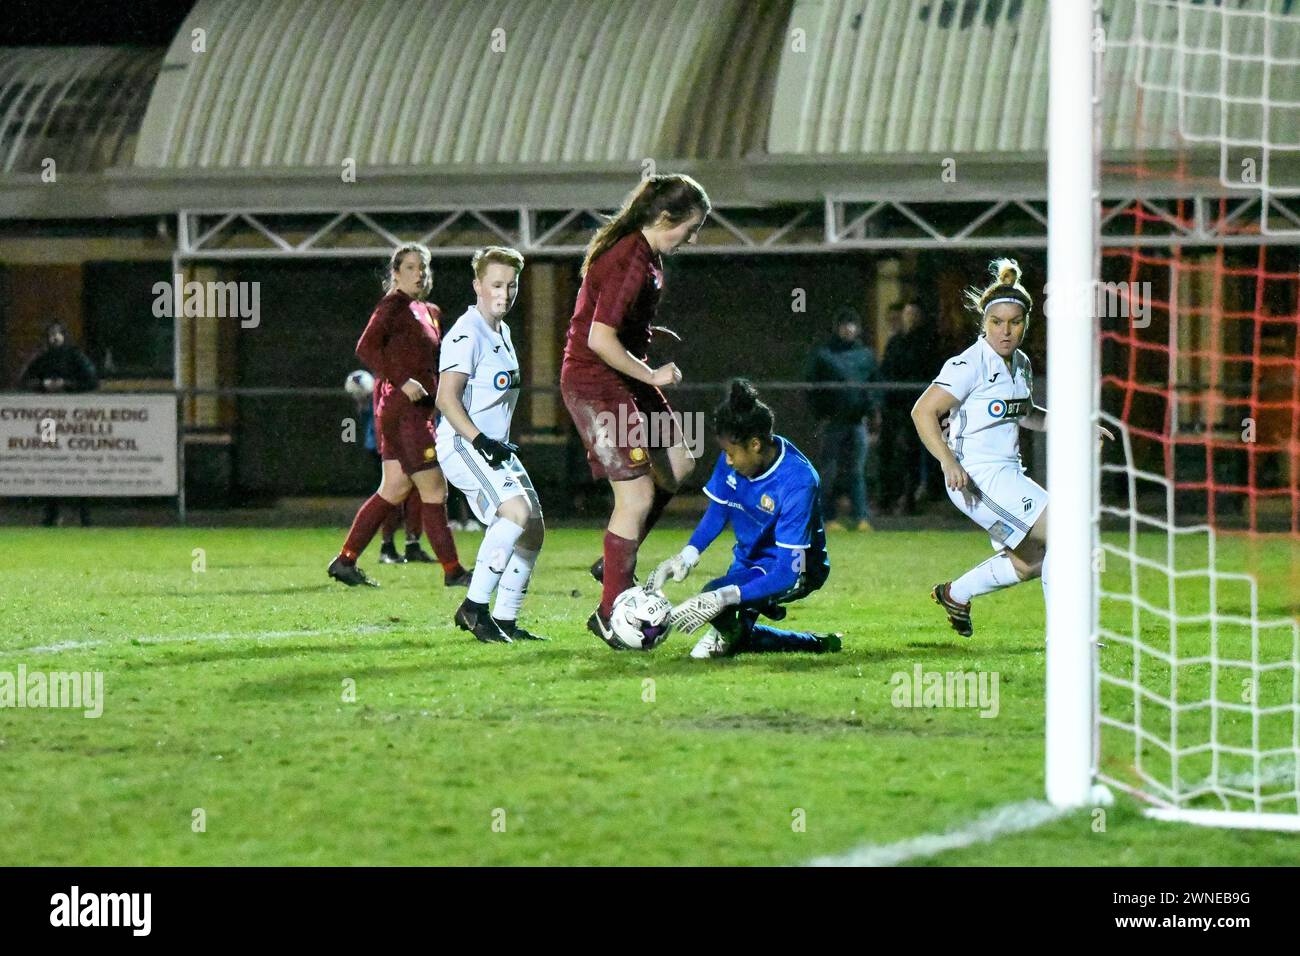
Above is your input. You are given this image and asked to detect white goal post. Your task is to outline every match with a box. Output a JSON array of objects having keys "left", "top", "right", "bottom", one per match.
[
  {"left": 1048, "top": 0, "right": 1300, "bottom": 830},
  {"left": 1045, "top": 0, "right": 1099, "bottom": 809}
]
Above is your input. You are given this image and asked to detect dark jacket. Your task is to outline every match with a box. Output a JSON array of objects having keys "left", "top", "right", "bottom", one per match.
[
  {"left": 881, "top": 321, "right": 943, "bottom": 414},
  {"left": 19, "top": 345, "right": 99, "bottom": 393},
  {"left": 805, "top": 337, "right": 879, "bottom": 423}
]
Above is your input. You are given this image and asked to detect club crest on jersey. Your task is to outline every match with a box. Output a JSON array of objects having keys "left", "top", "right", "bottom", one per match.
[
  {"left": 759, "top": 494, "right": 775, "bottom": 513},
  {"left": 492, "top": 369, "right": 520, "bottom": 391}
]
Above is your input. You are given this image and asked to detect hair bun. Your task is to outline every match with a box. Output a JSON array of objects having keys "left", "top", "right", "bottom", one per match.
[
  {"left": 992, "top": 257, "right": 1021, "bottom": 287},
  {"left": 729, "top": 378, "right": 758, "bottom": 411}
]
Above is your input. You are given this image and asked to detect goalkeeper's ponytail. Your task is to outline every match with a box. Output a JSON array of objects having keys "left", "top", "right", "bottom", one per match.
[{"left": 712, "top": 378, "right": 775, "bottom": 444}]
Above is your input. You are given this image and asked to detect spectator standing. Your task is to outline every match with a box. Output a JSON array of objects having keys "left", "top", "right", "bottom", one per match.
[
  {"left": 880, "top": 302, "right": 944, "bottom": 514},
  {"left": 17, "top": 323, "right": 99, "bottom": 526},
  {"left": 805, "top": 307, "right": 879, "bottom": 531}
]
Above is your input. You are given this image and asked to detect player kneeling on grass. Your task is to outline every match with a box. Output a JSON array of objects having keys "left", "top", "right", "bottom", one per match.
[
  {"left": 651, "top": 380, "right": 842, "bottom": 659},
  {"left": 910, "top": 257, "right": 1110, "bottom": 638},
  {"left": 435, "top": 247, "right": 546, "bottom": 645}
]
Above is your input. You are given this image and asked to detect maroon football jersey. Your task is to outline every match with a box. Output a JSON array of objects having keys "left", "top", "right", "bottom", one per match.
[
  {"left": 561, "top": 231, "right": 663, "bottom": 390},
  {"left": 355, "top": 291, "right": 442, "bottom": 408}
]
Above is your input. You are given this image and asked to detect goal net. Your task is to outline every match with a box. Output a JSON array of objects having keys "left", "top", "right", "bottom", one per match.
[{"left": 1093, "top": 0, "right": 1300, "bottom": 829}]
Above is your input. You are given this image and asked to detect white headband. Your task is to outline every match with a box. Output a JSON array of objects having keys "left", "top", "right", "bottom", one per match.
[{"left": 983, "top": 296, "right": 1027, "bottom": 315}]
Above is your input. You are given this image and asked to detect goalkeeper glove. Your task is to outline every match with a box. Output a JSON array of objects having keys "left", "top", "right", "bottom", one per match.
[
  {"left": 647, "top": 545, "right": 700, "bottom": 592},
  {"left": 669, "top": 585, "right": 740, "bottom": 635},
  {"left": 472, "top": 432, "right": 519, "bottom": 468}
]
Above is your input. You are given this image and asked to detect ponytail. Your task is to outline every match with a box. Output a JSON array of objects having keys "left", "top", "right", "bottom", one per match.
[
  {"left": 581, "top": 174, "right": 711, "bottom": 276},
  {"left": 712, "top": 378, "right": 775, "bottom": 444},
  {"left": 962, "top": 257, "right": 1033, "bottom": 324}
]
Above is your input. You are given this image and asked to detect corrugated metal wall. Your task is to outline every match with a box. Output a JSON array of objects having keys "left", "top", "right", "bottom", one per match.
[
  {"left": 15, "top": 1, "right": 1297, "bottom": 174},
  {"left": 768, "top": 0, "right": 1300, "bottom": 155},
  {"left": 0, "top": 47, "right": 163, "bottom": 173},
  {"left": 134, "top": 0, "right": 788, "bottom": 168}
]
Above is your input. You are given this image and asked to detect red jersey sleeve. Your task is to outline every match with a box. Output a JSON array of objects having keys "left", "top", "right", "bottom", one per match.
[
  {"left": 591, "top": 243, "right": 649, "bottom": 331},
  {"left": 355, "top": 297, "right": 414, "bottom": 384}
]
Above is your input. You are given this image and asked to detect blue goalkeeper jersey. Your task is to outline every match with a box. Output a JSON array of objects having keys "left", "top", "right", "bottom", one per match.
[{"left": 698, "top": 435, "right": 828, "bottom": 579}]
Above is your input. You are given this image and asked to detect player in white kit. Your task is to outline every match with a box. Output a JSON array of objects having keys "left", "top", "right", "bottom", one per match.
[
  {"left": 435, "top": 247, "right": 546, "bottom": 644},
  {"left": 910, "top": 258, "right": 1096, "bottom": 637}
]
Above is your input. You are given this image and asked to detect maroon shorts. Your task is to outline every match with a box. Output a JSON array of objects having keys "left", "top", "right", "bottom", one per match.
[
  {"left": 377, "top": 399, "right": 439, "bottom": 475},
  {"left": 562, "top": 381, "right": 684, "bottom": 482}
]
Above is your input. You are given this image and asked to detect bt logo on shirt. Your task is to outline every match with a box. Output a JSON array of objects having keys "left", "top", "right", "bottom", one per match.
[{"left": 987, "top": 398, "right": 1028, "bottom": 419}]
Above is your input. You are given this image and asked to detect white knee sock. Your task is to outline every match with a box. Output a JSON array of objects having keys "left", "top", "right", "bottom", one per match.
[
  {"left": 491, "top": 546, "right": 540, "bottom": 622},
  {"left": 1040, "top": 549, "right": 1050, "bottom": 600},
  {"left": 468, "top": 517, "right": 526, "bottom": 604},
  {"left": 950, "top": 553, "right": 1020, "bottom": 604}
]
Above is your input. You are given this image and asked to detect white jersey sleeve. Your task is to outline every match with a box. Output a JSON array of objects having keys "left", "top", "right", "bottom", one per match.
[
  {"left": 439, "top": 324, "right": 480, "bottom": 376},
  {"left": 932, "top": 350, "right": 981, "bottom": 404}
]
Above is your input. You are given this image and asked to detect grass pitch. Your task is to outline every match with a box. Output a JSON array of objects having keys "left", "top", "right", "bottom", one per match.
[{"left": 0, "top": 524, "right": 1295, "bottom": 866}]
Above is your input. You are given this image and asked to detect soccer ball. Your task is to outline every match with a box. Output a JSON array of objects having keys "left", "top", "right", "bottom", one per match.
[
  {"left": 610, "top": 587, "right": 673, "bottom": 651},
  {"left": 344, "top": 369, "right": 374, "bottom": 400}
]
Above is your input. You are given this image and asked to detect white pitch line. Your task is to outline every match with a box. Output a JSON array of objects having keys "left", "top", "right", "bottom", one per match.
[
  {"left": 8, "top": 624, "right": 396, "bottom": 656},
  {"left": 807, "top": 799, "right": 1071, "bottom": 867}
]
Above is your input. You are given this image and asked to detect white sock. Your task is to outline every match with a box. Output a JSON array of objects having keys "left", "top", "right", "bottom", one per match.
[
  {"left": 491, "top": 546, "right": 540, "bottom": 622},
  {"left": 950, "top": 553, "right": 1020, "bottom": 604},
  {"left": 1040, "top": 549, "right": 1050, "bottom": 600},
  {"left": 467, "top": 517, "right": 526, "bottom": 604}
]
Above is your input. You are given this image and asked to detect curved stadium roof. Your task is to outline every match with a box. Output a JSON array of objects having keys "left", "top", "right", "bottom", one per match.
[
  {"left": 134, "top": 0, "right": 789, "bottom": 169},
  {"left": 3, "top": 0, "right": 1296, "bottom": 218},
  {"left": 0, "top": 47, "right": 163, "bottom": 174},
  {"left": 769, "top": 0, "right": 1300, "bottom": 154}
]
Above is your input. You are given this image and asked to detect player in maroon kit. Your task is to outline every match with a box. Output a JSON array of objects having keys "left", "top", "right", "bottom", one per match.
[
  {"left": 328, "top": 243, "right": 471, "bottom": 588},
  {"left": 559, "top": 174, "right": 711, "bottom": 646}
]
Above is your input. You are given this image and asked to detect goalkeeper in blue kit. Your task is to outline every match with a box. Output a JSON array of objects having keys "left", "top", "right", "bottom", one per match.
[{"left": 652, "top": 379, "right": 843, "bottom": 659}]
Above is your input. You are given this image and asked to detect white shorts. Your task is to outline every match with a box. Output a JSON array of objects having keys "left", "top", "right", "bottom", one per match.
[
  {"left": 946, "top": 461, "right": 1047, "bottom": 551},
  {"left": 436, "top": 433, "right": 540, "bottom": 525}
]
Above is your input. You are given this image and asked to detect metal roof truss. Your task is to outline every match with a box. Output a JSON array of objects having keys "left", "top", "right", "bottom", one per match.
[{"left": 176, "top": 192, "right": 1300, "bottom": 260}]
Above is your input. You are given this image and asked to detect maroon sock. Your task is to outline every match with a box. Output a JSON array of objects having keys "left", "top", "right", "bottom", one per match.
[
  {"left": 380, "top": 501, "right": 402, "bottom": 543},
  {"left": 639, "top": 486, "right": 674, "bottom": 543},
  {"left": 404, "top": 497, "right": 422, "bottom": 542},
  {"left": 422, "top": 502, "right": 462, "bottom": 574},
  {"left": 600, "top": 530, "right": 639, "bottom": 617},
  {"left": 340, "top": 494, "right": 396, "bottom": 563}
]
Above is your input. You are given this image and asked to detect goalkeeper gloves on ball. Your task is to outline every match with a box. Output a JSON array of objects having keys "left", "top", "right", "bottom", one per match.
[
  {"left": 669, "top": 585, "right": 741, "bottom": 635},
  {"left": 647, "top": 545, "right": 700, "bottom": 592},
  {"left": 472, "top": 433, "right": 519, "bottom": 468}
]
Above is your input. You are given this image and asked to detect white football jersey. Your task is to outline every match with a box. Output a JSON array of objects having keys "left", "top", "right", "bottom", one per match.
[
  {"left": 435, "top": 306, "right": 520, "bottom": 444},
  {"left": 932, "top": 336, "right": 1033, "bottom": 468}
]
